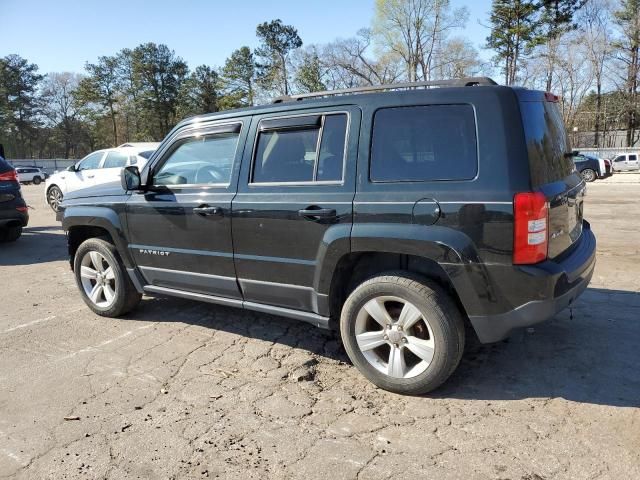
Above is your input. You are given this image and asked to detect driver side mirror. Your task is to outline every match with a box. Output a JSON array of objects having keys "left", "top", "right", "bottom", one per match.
[
  {"left": 67, "top": 164, "right": 77, "bottom": 172},
  {"left": 121, "top": 165, "right": 143, "bottom": 191}
]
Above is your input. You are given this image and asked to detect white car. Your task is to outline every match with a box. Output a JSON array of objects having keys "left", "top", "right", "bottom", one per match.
[
  {"left": 45, "top": 143, "right": 159, "bottom": 212},
  {"left": 611, "top": 153, "right": 640, "bottom": 172},
  {"left": 16, "top": 166, "right": 47, "bottom": 185}
]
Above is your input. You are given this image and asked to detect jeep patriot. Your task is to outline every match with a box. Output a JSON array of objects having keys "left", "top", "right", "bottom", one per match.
[{"left": 60, "top": 78, "right": 596, "bottom": 394}]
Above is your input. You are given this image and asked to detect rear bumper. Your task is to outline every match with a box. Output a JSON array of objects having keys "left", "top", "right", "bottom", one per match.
[
  {"left": 0, "top": 210, "right": 29, "bottom": 227},
  {"left": 0, "top": 197, "right": 29, "bottom": 227},
  {"left": 469, "top": 222, "right": 596, "bottom": 343}
]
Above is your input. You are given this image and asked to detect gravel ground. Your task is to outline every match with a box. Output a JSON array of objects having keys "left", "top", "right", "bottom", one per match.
[{"left": 0, "top": 181, "right": 638, "bottom": 480}]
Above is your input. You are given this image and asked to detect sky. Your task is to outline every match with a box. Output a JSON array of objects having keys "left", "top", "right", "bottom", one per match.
[{"left": 0, "top": 0, "right": 494, "bottom": 74}]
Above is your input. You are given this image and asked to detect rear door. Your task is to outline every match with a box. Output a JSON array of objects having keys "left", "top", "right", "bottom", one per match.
[
  {"left": 628, "top": 153, "right": 639, "bottom": 170},
  {"left": 519, "top": 95, "right": 585, "bottom": 258},
  {"left": 126, "top": 119, "right": 248, "bottom": 298},
  {"left": 232, "top": 107, "right": 359, "bottom": 313}
]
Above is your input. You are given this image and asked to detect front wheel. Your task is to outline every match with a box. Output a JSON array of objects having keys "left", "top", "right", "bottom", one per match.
[
  {"left": 47, "top": 185, "right": 63, "bottom": 212},
  {"left": 340, "top": 273, "right": 465, "bottom": 395},
  {"left": 581, "top": 168, "right": 597, "bottom": 182},
  {"left": 74, "top": 238, "right": 141, "bottom": 317}
]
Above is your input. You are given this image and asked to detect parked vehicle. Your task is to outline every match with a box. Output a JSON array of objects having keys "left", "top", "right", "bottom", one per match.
[
  {"left": 16, "top": 166, "right": 47, "bottom": 185},
  {"left": 603, "top": 158, "right": 612, "bottom": 176},
  {"left": 45, "top": 143, "right": 159, "bottom": 212},
  {"left": 0, "top": 145, "right": 29, "bottom": 242},
  {"left": 573, "top": 154, "right": 604, "bottom": 182},
  {"left": 611, "top": 152, "right": 640, "bottom": 172},
  {"left": 59, "top": 78, "right": 596, "bottom": 394}
]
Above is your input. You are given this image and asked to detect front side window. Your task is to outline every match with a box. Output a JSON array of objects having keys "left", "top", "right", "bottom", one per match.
[
  {"left": 614, "top": 156, "right": 625, "bottom": 163},
  {"left": 154, "top": 132, "right": 239, "bottom": 186},
  {"left": 370, "top": 105, "right": 478, "bottom": 182},
  {"left": 102, "top": 151, "right": 129, "bottom": 168},
  {"left": 252, "top": 113, "right": 348, "bottom": 184},
  {"left": 78, "top": 152, "right": 103, "bottom": 171}
]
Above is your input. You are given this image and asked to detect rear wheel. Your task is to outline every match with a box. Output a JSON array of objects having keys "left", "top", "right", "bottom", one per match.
[
  {"left": 0, "top": 225, "right": 22, "bottom": 243},
  {"left": 581, "top": 168, "right": 596, "bottom": 182},
  {"left": 33, "top": 176, "right": 42, "bottom": 185},
  {"left": 74, "top": 238, "right": 141, "bottom": 317},
  {"left": 47, "top": 185, "right": 63, "bottom": 212},
  {"left": 340, "top": 273, "right": 465, "bottom": 395}
]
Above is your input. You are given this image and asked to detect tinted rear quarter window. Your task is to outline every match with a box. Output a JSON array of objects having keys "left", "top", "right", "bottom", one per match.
[
  {"left": 520, "top": 100, "right": 574, "bottom": 186},
  {"left": 370, "top": 105, "right": 478, "bottom": 182}
]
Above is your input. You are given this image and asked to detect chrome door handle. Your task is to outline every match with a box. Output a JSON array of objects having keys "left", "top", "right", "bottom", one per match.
[
  {"left": 298, "top": 207, "right": 337, "bottom": 218},
  {"left": 193, "top": 205, "right": 222, "bottom": 216}
]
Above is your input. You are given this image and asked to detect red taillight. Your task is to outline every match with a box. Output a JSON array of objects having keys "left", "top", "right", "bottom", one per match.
[
  {"left": 16, "top": 206, "right": 28, "bottom": 212},
  {"left": 513, "top": 192, "right": 549, "bottom": 265},
  {"left": 0, "top": 170, "right": 18, "bottom": 181}
]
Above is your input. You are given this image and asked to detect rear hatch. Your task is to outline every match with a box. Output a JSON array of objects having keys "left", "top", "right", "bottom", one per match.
[{"left": 518, "top": 91, "right": 585, "bottom": 259}]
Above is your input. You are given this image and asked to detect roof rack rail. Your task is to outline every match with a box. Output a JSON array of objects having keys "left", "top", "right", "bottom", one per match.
[{"left": 272, "top": 77, "right": 498, "bottom": 103}]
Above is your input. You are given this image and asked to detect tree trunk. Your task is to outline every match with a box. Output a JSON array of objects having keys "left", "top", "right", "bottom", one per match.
[
  {"left": 109, "top": 102, "right": 118, "bottom": 146},
  {"left": 594, "top": 82, "right": 602, "bottom": 147}
]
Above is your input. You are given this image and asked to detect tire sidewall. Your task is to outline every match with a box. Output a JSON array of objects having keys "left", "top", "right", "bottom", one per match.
[
  {"left": 340, "top": 276, "right": 462, "bottom": 394},
  {"left": 74, "top": 238, "right": 130, "bottom": 317},
  {"left": 582, "top": 169, "right": 596, "bottom": 182},
  {"left": 47, "top": 186, "right": 62, "bottom": 212}
]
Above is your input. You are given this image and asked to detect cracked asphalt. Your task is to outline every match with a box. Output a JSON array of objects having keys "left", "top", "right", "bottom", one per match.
[{"left": 0, "top": 181, "right": 639, "bottom": 480}]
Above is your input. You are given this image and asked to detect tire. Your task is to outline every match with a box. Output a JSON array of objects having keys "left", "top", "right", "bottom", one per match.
[
  {"left": 581, "top": 168, "right": 596, "bottom": 182},
  {"left": 47, "top": 185, "right": 63, "bottom": 212},
  {"left": 0, "top": 225, "right": 22, "bottom": 243},
  {"left": 73, "top": 237, "right": 141, "bottom": 317},
  {"left": 340, "top": 272, "right": 465, "bottom": 395},
  {"left": 33, "top": 176, "right": 42, "bottom": 185}
]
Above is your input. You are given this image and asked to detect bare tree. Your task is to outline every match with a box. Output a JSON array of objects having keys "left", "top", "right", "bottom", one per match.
[
  {"left": 580, "top": 0, "right": 614, "bottom": 147},
  {"left": 319, "top": 29, "right": 403, "bottom": 88},
  {"left": 373, "top": 0, "right": 468, "bottom": 81},
  {"left": 40, "top": 72, "right": 83, "bottom": 158}
]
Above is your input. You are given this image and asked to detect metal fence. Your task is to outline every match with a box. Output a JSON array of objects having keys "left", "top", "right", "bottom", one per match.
[
  {"left": 7, "top": 159, "right": 77, "bottom": 175},
  {"left": 574, "top": 147, "right": 640, "bottom": 159}
]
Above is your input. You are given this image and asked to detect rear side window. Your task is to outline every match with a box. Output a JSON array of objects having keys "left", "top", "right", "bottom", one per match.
[
  {"left": 630, "top": 155, "right": 637, "bottom": 161},
  {"left": 370, "top": 105, "right": 478, "bottom": 182},
  {"left": 520, "top": 100, "right": 574, "bottom": 186},
  {"left": 252, "top": 113, "right": 348, "bottom": 184}
]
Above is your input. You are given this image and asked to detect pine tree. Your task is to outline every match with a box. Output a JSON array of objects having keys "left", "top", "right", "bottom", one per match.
[{"left": 486, "top": 0, "right": 540, "bottom": 85}]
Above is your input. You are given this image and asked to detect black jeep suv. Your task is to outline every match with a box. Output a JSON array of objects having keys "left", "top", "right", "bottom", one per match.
[
  {"left": 0, "top": 146, "right": 29, "bottom": 242},
  {"left": 60, "top": 78, "right": 596, "bottom": 394}
]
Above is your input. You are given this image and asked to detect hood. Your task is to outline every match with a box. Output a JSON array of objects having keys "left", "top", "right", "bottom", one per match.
[{"left": 63, "top": 180, "right": 127, "bottom": 201}]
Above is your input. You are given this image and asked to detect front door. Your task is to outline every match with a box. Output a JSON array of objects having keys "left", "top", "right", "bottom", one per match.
[
  {"left": 65, "top": 151, "right": 104, "bottom": 193},
  {"left": 232, "top": 107, "right": 359, "bottom": 313},
  {"left": 126, "top": 120, "right": 248, "bottom": 299}
]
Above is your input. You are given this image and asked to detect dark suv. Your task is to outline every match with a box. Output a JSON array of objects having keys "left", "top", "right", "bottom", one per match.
[
  {"left": 0, "top": 146, "right": 29, "bottom": 242},
  {"left": 60, "top": 78, "right": 596, "bottom": 394}
]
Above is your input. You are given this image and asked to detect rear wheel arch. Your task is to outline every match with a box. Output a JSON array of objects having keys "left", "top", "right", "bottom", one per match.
[{"left": 327, "top": 252, "right": 469, "bottom": 330}]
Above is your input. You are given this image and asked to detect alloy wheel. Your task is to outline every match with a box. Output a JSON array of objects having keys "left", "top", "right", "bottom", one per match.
[
  {"left": 354, "top": 295, "right": 436, "bottom": 379},
  {"left": 79, "top": 251, "right": 117, "bottom": 308},
  {"left": 48, "top": 187, "right": 63, "bottom": 211}
]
